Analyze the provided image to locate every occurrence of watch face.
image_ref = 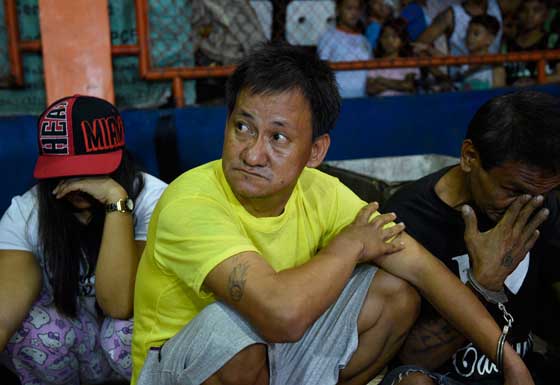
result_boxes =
[125,198,134,211]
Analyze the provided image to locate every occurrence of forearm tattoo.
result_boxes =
[227,261,249,302]
[406,318,462,354]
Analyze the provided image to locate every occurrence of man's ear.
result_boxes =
[307,134,331,168]
[460,139,480,172]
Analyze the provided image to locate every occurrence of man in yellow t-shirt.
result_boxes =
[132,44,533,385]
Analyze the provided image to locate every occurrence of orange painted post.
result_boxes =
[5,0,23,86]
[134,0,151,77]
[39,0,114,104]
[536,59,547,84]
[172,77,185,107]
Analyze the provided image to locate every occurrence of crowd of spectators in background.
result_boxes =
[318,0,560,98]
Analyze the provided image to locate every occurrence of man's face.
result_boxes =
[379,26,402,56]
[222,88,318,213]
[520,1,548,31]
[467,23,495,52]
[467,160,560,222]
[339,0,364,29]
[368,0,391,20]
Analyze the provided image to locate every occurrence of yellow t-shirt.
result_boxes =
[131,160,366,383]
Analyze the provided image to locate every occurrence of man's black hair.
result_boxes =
[225,42,341,139]
[466,90,560,174]
[469,14,501,36]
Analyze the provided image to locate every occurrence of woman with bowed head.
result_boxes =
[0,95,167,384]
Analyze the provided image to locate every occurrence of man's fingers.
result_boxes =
[381,222,406,241]
[520,208,548,246]
[355,202,380,224]
[369,212,397,228]
[382,236,406,254]
[513,195,544,236]
[500,195,531,227]
[462,205,479,239]
[520,230,540,257]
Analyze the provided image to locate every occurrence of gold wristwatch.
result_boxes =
[105,197,134,213]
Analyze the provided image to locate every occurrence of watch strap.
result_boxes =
[105,198,133,213]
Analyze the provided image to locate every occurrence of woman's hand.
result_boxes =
[52,176,128,205]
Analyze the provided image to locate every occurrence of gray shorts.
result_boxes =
[137,264,377,385]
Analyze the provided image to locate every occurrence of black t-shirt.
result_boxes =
[383,166,560,382]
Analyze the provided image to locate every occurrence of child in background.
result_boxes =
[317,0,372,98]
[367,18,420,96]
[459,15,505,90]
[504,0,560,85]
[365,0,393,50]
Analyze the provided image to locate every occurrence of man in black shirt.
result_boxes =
[381,90,560,385]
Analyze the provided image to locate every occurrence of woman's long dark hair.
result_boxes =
[37,150,144,317]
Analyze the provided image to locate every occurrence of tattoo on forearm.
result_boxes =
[501,255,514,267]
[228,262,249,302]
[407,318,463,354]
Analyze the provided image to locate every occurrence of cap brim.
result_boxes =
[33,149,123,179]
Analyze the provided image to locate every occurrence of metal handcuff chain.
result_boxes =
[496,302,514,372]
[466,268,514,372]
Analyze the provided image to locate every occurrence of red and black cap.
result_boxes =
[33,95,125,179]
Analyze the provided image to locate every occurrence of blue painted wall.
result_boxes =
[2,85,559,213]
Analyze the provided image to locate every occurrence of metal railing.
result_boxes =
[5,0,560,108]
